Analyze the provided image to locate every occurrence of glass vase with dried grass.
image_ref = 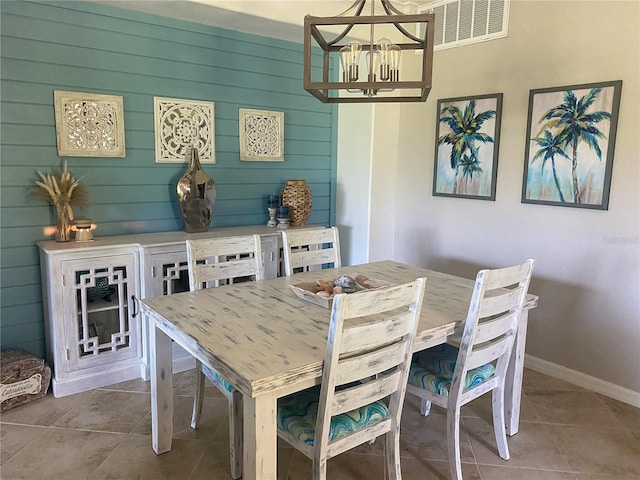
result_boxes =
[32,161,91,242]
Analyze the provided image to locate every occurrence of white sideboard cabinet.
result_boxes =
[39,225,320,397]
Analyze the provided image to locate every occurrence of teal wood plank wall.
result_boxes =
[0,1,338,356]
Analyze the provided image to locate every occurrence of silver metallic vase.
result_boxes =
[176,147,216,233]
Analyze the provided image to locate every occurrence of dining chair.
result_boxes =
[185,234,264,480]
[277,277,427,480]
[406,259,535,480]
[281,226,341,276]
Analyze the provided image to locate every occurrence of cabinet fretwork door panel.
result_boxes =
[62,254,139,371]
[160,260,190,295]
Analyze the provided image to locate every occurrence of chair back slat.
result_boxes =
[481,260,533,290]
[335,340,407,385]
[282,227,341,276]
[340,313,412,352]
[341,283,420,318]
[332,370,402,416]
[466,334,513,371]
[290,248,340,270]
[186,235,263,291]
[195,259,261,285]
[315,278,426,453]
[478,288,523,318]
[473,311,518,345]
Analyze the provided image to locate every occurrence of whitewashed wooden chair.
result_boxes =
[281,226,341,276]
[277,277,426,480]
[406,259,535,480]
[186,234,264,480]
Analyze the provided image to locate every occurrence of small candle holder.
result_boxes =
[74,218,94,242]
[276,206,290,229]
[267,207,278,227]
[266,195,281,227]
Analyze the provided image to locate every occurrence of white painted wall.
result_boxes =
[338,0,640,394]
[337,104,374,266]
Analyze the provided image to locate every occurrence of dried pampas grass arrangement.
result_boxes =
[32,161,91,241]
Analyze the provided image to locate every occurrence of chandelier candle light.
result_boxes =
[304,0,435,103]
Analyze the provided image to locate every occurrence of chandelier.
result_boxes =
[303,0,435,103]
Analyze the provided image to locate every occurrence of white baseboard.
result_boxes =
[525,354,640,408]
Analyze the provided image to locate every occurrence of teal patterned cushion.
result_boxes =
[202,365,235,393]
[277,385,388,446]
[407,343,495,396]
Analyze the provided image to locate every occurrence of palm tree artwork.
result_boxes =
[524,81,621,208]
[434,95,501,199]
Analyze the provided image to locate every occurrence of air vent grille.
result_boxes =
[418,0,509,50]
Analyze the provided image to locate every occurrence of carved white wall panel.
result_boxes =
[239,108,284,162]
[53,90,125,157]
[154,97,215,163]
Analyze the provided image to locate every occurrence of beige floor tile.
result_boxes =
[0,390,93,427]
[399,401,475,463]
[1,368,638,479]
[189,442,294,480]
[286,449,386,480]
[183,439,237,480]
[91,434,207,480]
[0,427,124,480]
[478,464,578,479]
[546,424,640,477]
[523,369,587,394]
[402,457,481,480]
[460,390,540,423]
[131,393,228,440]
[575,473,640,480]
[0,424,47,466]
[172,368,225,398]
[595,394,640,431]
[526,390,624,427]
[465,417,571,470]
[52,390,151,433]
[99,376,152,393]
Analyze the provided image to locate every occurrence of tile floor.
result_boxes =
[1,368,639,480]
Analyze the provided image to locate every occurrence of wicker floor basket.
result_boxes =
[1,349,51,412]
[282,179,312,227]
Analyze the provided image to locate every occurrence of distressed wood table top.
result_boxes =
[141,260,537,398]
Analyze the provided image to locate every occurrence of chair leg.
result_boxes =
[312,455,328,480]
[190,361,205,429]
[229,390,243,480]
[446,408,464,480]
[492,385,510,460]
[420,398,432,416]
[384,429,402,480]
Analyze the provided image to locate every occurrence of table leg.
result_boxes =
[243,391,277,480]
[505,309,529,436]
[150,315,174,454]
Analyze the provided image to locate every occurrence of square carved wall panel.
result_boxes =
[53,90,125,157]
[239,108,284,162]
[154,97,215,163]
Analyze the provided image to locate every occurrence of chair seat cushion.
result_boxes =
[277,385,388,446]
[407,343,495,396]
[202,365,235,393]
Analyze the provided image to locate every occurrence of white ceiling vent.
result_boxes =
[417,0,509,50]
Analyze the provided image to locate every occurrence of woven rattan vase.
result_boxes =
[282,179,312,227]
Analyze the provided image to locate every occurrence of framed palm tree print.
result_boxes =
[522,80,622,210]
[433,93,502,200]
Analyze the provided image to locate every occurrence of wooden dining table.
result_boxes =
[141,260,538,480]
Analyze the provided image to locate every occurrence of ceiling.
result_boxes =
[99,0,427,43]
